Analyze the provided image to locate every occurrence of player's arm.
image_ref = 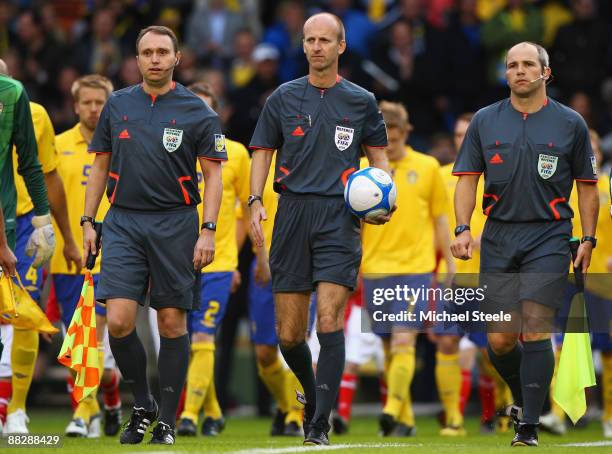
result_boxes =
[574,181,599,273]
[450,174,479,260]
[249,149,274,247]
[83,153,110,260]
[0,205,17,276]
[194,157,222,270]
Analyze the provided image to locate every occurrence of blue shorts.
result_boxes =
[16,212,43,302]
[364,274,433,334]
[189,272,233,335]
[53,274,105,328]
[468,332,489,348]
[248,258,318,345]
[248,259,277,345]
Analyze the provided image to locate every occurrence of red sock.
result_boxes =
[338,374,357,421]
[176,385,186,419]
[459,369,472,414]
[101,369,121,409]
[66,375,78,410]
[479,374,495,422]
[0,380,12,423]
[379,375,387,407]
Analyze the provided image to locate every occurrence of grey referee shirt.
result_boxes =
[250,76,387,196]
[453,97,597,222]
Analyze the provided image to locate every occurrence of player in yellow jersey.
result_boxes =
[0,62,80,435]
[540,129,612,437]
[360,101,456,436]
[176,83,250,437]
[49,75,122,438]
[438,113,513,434]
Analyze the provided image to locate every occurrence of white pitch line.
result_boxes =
[229,443,423,454]
[555,441,612,447]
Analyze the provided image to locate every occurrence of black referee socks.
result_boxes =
[109,329,153,409]
[313,330,345,423]
[521,339,554,424]
[158,334,190,427]
[487,342,524,407]
[280,342,317,422]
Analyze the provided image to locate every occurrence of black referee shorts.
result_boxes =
[269,193,361,293]
[480,219,572,312]
[97,206,201,311]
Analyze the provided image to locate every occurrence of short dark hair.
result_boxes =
[188,82,218,111]
[136,25,178,53]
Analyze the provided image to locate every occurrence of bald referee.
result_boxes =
[249,13,391,446]
[451,42,599,446]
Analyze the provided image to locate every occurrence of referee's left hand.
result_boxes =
[573,241,593,275]
[364,205,397,225]
[194,229,215,270]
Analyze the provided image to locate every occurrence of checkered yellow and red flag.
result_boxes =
[57,271,100,402]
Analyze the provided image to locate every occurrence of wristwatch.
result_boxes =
[201,222,217,232]
[454,224,470,237]
[582,236,597,248]
[247,195,262,207]
[80,215,95,227]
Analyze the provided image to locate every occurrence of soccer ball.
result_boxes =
[344,167,396,219]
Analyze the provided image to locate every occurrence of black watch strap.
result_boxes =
[80,215,95,226]
[201,222,217,231]
[454,224,470,237]
[247,195,262,207]
[582,236,597,248]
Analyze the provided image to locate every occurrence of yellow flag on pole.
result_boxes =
[57,271,100,402]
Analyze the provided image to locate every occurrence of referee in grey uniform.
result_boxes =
[83,26,225,445]
[249,13,392,446]
[451,42,599,447]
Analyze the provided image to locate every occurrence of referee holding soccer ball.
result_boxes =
[451,42,599,447]
[249,12,392,446]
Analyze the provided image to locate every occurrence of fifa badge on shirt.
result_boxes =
[162,128,183,153]
[537,154,558,179]
[590,155,598,175]
[335,125,354,151]
[214,134,226,153]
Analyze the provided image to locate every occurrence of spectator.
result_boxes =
[263,0,307,82]
[481,0,544,90]
[174,46,200,86]
[0,0,17,56]
[229,28,257,88]
[72,8,123,79]
[14,10,66,104]
[551,0,610,97]
[115,56,141,89]
[47,66,80,133]
[446,0,488,114]
[226,43,279,146]
[200,67,232,125]
[325,0,377,57]
[186,0,249,68]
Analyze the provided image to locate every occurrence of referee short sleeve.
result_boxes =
[453,114,484,175]
[249,90,282,150]
[197,114,228,160]
[571,116,597,181]
[361,94,387,147]
[89,100,112,153]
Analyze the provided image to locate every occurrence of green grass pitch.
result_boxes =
[5,411,612,453]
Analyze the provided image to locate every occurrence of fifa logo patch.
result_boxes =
[537,154,558,179]
[335,126,354,151]
[214,134,226,153]
[162,128,183,152]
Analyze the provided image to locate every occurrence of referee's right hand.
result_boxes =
[82,223,98,268]
[451,231,473,261]
[250,201,267,248]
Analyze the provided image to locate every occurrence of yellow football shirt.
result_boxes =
[13,102,59,216]
[51,123,110,275]
[361,147,448,275]
[199,138,250,272]
[439,163,487,276]
[570,179,612,298]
